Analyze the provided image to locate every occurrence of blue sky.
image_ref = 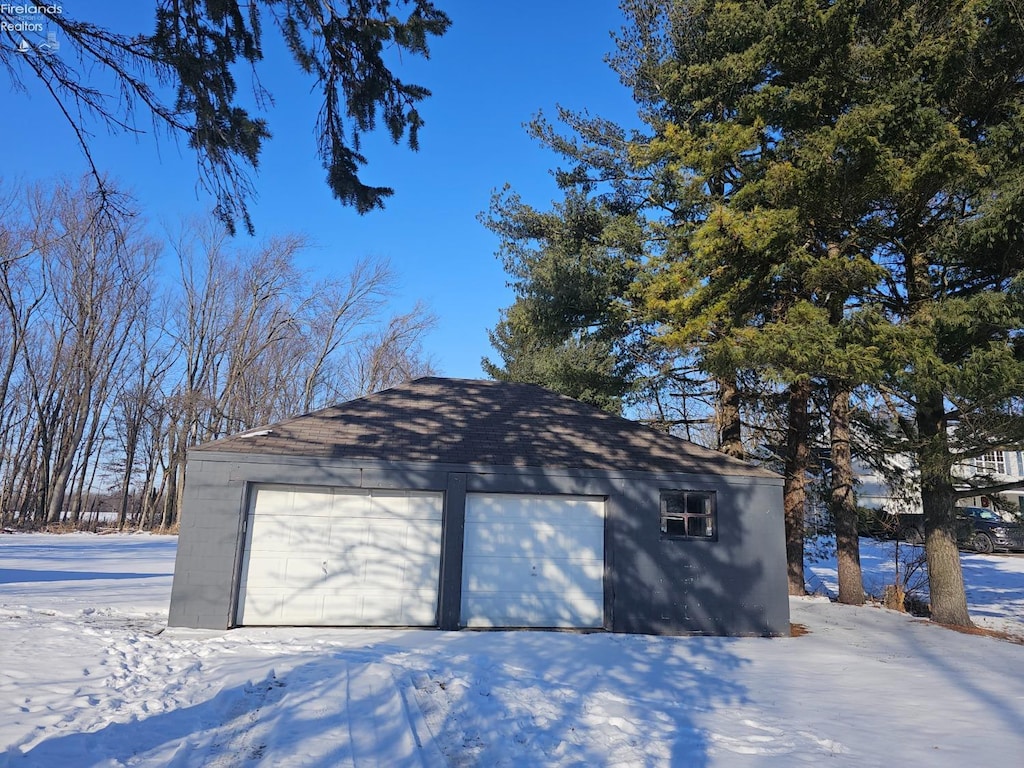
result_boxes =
[4,2,641,379]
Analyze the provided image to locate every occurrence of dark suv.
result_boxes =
[956,506,1024,554]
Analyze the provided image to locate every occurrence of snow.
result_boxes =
[2,534,1024,767]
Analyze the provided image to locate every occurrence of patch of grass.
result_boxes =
[928,621,1024,646]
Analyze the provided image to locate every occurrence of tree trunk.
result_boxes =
[69,451,90,526]
[117,438,138,531]
[906,238,973,627]
[716,376,744,459]
[14,444,40,528]
[0,409,33,526]
[45,412,89,525]
[160,461,177,531]
[784,379,811,595]
[37,425,56,526]
[161,449,186,530]
[140,470,161,531]
[45,457,74,525]
[916,390,972,626]
[829,381,864,605]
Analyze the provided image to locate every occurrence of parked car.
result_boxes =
[857,507,925,543]
[956,506,1024,554]
[896,515,924,545]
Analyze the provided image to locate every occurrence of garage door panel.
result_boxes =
[402,523,444,556]
[407,493,445,518]
[462,555,605,593]
[461,494,605,629]
[286,516,335,549]
[364,518,425,542]
[250,488,294,515]
[468,495,604,523]
[463,521,603,560]
[320,573,371,594]
[237,589,325,626]
[356,593,405,624]
[246,516,334,554]
[314,591,438,626]
[291,491,334,515]
[243,589,440,626]
[238,487,442,626]
[359,558,435,587]
[370,493,415,518]
[239,555,288,587]
[235,587,281,623]
[331,498,388,520]
[245,514,295,551]
[344,521,442,559]
[462,594,604,629]
[399,598,440,625]
[284,555,333,584]
[236,588,329,625]
[326,518,371,548]
[329,490,444,521]
[243,554,331,589]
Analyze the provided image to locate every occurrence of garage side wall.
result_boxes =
[168,458,249,629]
[607,476,789,636]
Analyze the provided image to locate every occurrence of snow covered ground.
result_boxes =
[1,534,1023,767]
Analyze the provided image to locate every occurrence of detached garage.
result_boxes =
[169,377,789,636]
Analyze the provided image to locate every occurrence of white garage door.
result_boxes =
[237,485,443,626]
[461,493,605,628]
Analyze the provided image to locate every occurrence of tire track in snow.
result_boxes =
[706,714,852,759]
[189,670,288,767]
[408,656,854,766]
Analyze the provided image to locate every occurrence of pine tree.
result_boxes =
[480,189,643,412]
[852,1,1024,625]
[624,1,1024,622]
[617,0,890,599]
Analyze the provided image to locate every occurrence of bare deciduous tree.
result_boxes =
[341,302,438,398]
[0,178,439,531]
[0,178,157,527]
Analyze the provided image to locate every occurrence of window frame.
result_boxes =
[659,489,718,541]
[976,450,1006,475]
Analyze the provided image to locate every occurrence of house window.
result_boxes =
[976,451,1005,474]
[660,490,717,540]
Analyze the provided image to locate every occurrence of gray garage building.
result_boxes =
[168,377,789,636]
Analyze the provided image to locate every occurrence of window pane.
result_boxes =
[686,516,712,537]
[686,493,710,516]
[664,493,686,516]
[663,516,688,536]
[978,451,1005,473]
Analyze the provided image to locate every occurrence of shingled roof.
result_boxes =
[193,377,776,477]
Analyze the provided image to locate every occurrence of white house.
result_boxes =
[954,449,1024,512]
[856,449,1024,517]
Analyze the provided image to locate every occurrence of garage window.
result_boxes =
[660,490,716,540]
